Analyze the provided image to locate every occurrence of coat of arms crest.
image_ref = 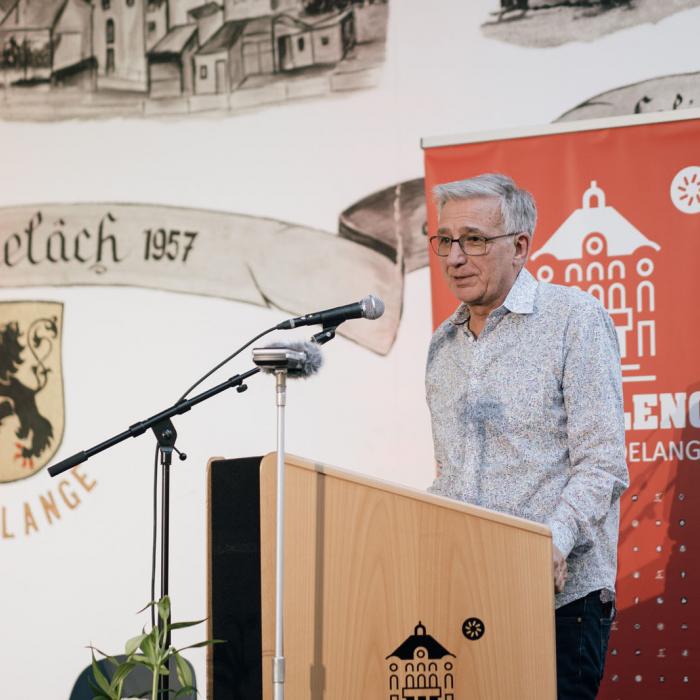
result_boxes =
[0,301,64,482]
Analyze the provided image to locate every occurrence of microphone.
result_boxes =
[252,341,323,378]
[276,294,384,330]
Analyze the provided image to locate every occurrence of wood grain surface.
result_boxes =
[259,453,556,699]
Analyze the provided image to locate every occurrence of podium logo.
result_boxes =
[386,621,456,700]
[0,302,64,482]
[531,181,661,385]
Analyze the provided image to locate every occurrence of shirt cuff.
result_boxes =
[548,519,576,559]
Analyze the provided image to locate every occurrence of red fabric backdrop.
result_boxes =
[424,115,700,698]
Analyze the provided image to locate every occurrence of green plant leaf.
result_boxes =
[169,618,207,631]
[173,651,193,688]
[136,599,158,615]
[125,633,148,656]
[88,644,120,664]
[176,639,225,652]
[158,595,171,623]
[89,652,113,697]
[140,633,157,664]
[86,597,218,700]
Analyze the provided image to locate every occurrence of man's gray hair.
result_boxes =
[433,173,537,237]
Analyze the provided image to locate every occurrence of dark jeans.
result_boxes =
[555,590,613,700]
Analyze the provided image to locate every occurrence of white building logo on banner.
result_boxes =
[531,181,661,385]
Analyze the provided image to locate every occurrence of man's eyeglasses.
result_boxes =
[428,232,519,257]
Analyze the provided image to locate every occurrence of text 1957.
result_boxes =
[143,229,198,262]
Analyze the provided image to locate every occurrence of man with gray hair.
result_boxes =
[425,173,628,698]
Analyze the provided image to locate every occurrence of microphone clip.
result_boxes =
[312,326,337,345]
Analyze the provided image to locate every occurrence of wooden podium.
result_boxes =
[207,454,556,699]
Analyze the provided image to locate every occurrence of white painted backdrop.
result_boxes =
[1,1,699,696]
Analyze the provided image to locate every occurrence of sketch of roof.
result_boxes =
[306,8,351,29]
[0,0,76,30]
[149,23,198,56]
[531,181,661,261]
[187,2,222,20]
[197,18,246,54]
[272,9,347,38]
[243,15,273,36]
[274,12,313,31]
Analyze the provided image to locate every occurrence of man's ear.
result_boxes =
[513,232,531,265]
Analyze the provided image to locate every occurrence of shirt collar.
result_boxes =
[503,267,538,314]
[448,267,538,326]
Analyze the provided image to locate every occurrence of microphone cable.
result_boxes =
[146,292,379,617]
[149,322,279,624]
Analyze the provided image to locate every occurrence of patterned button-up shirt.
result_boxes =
[426,267,629,608]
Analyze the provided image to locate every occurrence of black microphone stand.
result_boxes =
[151,416,181,686]
[48,366,261,697]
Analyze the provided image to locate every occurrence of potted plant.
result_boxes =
[88,596,221,699]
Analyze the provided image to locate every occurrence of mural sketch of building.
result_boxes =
[225,0,301,21]
[275,8,354,70]
[481,0,700,49]
[193,15,270,95]
[188,1,223,45]
[532,181,661,384]
[147,21,197,96]
[93,0,150,89]
[0,0,389,119]
[386,622,456,700]
[145,0,169,51]
[0,0,94,86]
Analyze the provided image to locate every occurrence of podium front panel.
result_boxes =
[209,454,556,699]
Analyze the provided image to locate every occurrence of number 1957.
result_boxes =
[143,229,198,262]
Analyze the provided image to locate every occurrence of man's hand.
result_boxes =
[553,544,568,594]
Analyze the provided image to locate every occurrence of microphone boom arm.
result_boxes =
[47,366,261,477]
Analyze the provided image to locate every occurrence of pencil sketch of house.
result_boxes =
[148,22,198,96]
[193,16,273,95]
[0,0,94,87]
[191,7,353,95]
[481,0,700,49]
[0,0,389,120]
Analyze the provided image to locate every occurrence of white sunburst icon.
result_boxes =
[670,166,700,214]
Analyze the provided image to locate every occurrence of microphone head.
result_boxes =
[361,294,385,320]
[253,341,323,378]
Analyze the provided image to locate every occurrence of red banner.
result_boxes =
[424,114,700,698]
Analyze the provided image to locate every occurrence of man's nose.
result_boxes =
[446,239,467,266]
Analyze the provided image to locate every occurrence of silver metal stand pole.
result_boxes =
[273,369,287,700]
